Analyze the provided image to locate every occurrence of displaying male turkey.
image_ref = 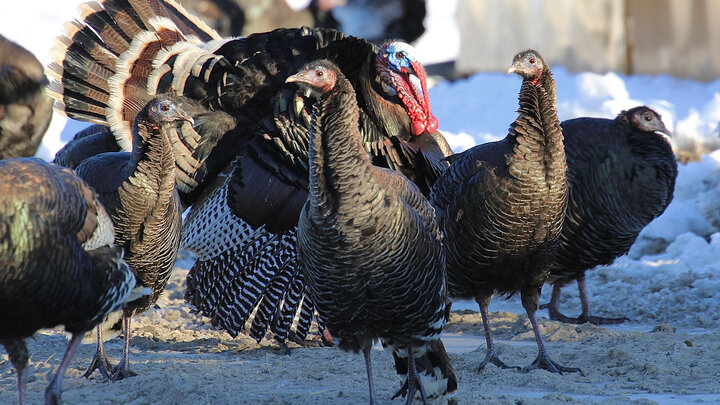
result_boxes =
[541,106,677,324]
[0,34,53,159]
[430,50,578,374]
[72,96,192,380]
[48,0,451,348]
[0,157,143,405]
[291,59,451,404]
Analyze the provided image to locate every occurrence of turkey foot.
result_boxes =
[390,345,428,405]
[82,328,113,381]
[543,280,629,325]
[111,358,137,381]
[478,347,520,372]
[523,351,582,375]
[578,314,629,325]
[82,350,113,381]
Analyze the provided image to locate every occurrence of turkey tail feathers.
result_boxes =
[390,339,457,398]
[49,0,222,151]
[182,179,316,342]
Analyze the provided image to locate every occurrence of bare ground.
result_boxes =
[2,263,719,405]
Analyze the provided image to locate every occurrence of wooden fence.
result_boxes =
[456,0,720,81]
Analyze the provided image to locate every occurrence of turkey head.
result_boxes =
[375,42,438,136]
[626,106,672,137]
[286,61,339,96]
[507,49,546,84]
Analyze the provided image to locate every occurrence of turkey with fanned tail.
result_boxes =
[291,59,453,404]
[0,157,146,405]
[47,0,452,349]
[430,50,579,374]
[541,106,677,325]
[72,95,192,381]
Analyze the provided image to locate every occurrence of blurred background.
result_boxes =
[174,0,720,81]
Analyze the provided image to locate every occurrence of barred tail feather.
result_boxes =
[270,269,316,342]
[390,339,458,398]
[182,178,312,342]
[49,0,225,150]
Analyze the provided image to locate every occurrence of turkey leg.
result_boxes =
[44,333,82,405]
[1,338,28,405]
[112,313,137,381]
[521,287,581,374]
[475,295,520,372]
[82,327,113,380]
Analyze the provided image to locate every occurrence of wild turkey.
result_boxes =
[0,34,53,159]
[54,102,238,202]
[291,59,452,404]
[48,0,451,348]
[541,106,677,324]
[71,96,192,380]
[430,50,578,374]
[0,157,143,404]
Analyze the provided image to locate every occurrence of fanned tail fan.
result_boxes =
[47,0,224,151]
[182,172,317,342]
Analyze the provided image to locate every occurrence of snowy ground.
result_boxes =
[2,0,720,404]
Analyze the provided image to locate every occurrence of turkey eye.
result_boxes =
[161,104,170,112]
[529,57,536,64]
[644,115,652,121]
[395,52,404,60]
[316,69,324,77]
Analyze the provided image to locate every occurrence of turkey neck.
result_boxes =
[625,123,675,164]
[128,118,177,201]
[509,77,566,188]
[359,56,412,141]
[307,76,374,216]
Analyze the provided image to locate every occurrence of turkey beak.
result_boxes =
[507,63,518,74]
[286,73,303,84]
[178,110,194,126]
[656,126,672,137]
[408,62,425,99]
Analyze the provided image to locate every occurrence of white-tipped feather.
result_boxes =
[153,0,223,40]
[107,31,166,150]
[105,72,135,151]
[78,1,104,19]
[126,286,153,302]
[169,48,217,94]
[81,311,123,344]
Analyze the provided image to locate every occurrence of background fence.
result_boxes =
[456,0,720,81]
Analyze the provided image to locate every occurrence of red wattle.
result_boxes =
[426,116,439,133]
[411,121,426,136]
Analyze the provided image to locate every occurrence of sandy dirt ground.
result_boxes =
[2,257,719,405]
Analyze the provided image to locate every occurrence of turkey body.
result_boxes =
[0,34,52,159]
[544,106,678,324]
[293,59,449,404]
[49,0,451,347]
[73,96,190,380]
[430,50,576,373]
[0,157,137,404]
